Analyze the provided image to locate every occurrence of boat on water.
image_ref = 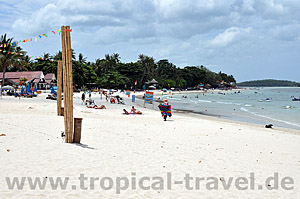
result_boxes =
[292,98,300,101]
[265,98,272,102]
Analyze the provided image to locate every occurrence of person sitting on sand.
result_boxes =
[110,98,116,104]
[123,108,142,115]
[130,106,136,114]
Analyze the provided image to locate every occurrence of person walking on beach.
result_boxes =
[158,99,172,121]
[81,92,86,104]
[88,92,93,105]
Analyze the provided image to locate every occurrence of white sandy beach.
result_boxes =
[0,92,300,198]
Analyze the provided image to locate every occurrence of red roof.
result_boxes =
[44,73,55,80]
[0,71,43,79]
[0,71,43,85]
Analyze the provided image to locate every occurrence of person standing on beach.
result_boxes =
[158,99,172,121]
[88,92,92,105]
[81,92,86,104]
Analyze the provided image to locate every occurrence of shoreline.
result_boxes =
[132,90,300,134]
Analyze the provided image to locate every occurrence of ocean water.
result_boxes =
[163,87,300,130]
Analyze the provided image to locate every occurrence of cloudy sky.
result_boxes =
[1,0,300,82]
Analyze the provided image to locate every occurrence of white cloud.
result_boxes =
[12,3,63,34]
[209,27,252,47]
[2,0,300,81]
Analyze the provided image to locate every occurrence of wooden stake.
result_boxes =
[61,26,69,143]
[57,61,62,116]
[61,25,73,143]
[66,26,73,143]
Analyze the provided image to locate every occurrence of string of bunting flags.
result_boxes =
[0,28,72,60]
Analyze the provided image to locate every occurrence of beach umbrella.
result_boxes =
[33,84,37,92]
[20,86,24,95]
[1,85,15,90]
[50,86,57,94]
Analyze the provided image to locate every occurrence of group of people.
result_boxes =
[81,91,172,121]
[81,92,93,105]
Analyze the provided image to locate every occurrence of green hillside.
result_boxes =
[237,79,300,87]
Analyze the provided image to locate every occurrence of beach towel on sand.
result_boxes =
[158,104,172,117]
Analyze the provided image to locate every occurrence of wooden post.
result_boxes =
[61,25,73,143]
[57,61,62,116]
[66,25,73,143]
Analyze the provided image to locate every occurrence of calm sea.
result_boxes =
[164,87,300,130]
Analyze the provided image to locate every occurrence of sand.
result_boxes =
[0,92,300,198]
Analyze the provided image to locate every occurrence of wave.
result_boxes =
[240,108,300,128]
[216,101,242,106]
[167,98,183,101]
[198,99,213,103]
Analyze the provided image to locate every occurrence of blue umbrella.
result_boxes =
[20,86,24,95]
[33,84,37,92]
[26,85,31,94]
[50,86,57,94]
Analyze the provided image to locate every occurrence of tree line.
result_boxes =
[237,79,300,87]
[1,34,236,89]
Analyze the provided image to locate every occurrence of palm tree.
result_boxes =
[138,54,155,85]
[0,34,27,86]
[78,53,87,64]
[104,53,121,73]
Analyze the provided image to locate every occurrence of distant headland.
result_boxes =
[237,79,300,87]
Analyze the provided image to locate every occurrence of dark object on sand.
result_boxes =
[265,124,273,128]
[46,93,63,100]
[74,118,83,144]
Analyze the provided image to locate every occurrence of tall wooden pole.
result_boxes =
[57,61,62,116]
[61,26,68,142]
[66,25,73,143]
[61,25,73,143]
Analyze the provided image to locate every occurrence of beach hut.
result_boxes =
[146,79,159,88]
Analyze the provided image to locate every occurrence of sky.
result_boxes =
[1,0,300,82]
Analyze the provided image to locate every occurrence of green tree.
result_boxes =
[138,54,155,85]
[0,34,27,86]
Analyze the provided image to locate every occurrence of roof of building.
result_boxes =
[0,71,43,80]
[44,73,56,80]
[0,71,44,85]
